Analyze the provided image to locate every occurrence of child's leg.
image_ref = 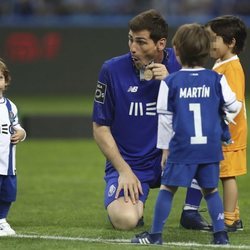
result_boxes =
[204,189,229,244]
[131,186,177,245]
[0,175,15,220]
[220,149,246,230]
[204,190,225,232]
[221,176,240,231]
[221,177,238,226]
[0,201,16,236]
[151,186,176,233]
[0,176,16,236]
[0,201,11,219]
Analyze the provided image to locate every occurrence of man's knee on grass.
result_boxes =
[108,210,140,230]
[107,199,143,230]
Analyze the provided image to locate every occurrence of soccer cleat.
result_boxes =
[131,231,162,245]
[235,219,243,231]
[180,210,212,231]
[0,220,16,236]
[212,231,229,245]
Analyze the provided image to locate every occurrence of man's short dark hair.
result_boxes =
[129,9,168,43]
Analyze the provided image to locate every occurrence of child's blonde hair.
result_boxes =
[0,59,11,87]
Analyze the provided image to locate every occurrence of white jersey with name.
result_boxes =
[0,97,22,175]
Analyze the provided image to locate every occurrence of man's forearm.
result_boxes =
[93,122,130,173]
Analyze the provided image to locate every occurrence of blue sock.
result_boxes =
[151,189,173,234]
[204,191,224,232]
[0,201,11,219]
[185,187,203,209]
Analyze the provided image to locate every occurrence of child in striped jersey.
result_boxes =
[0,59,26,236]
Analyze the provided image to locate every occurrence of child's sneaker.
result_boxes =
[225,221,237,232]
[0,219,16,236]
[235,219,243,231]
[212,231,229,245]
[131,231,162,245]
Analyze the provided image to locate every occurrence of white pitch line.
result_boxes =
[9,234,250,249]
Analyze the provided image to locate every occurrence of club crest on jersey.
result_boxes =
[108,184,116,197]
[94,81,107,104]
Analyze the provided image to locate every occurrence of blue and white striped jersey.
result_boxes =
[157,68,239,164]
[0,97,23,175]
[92,49,181,178]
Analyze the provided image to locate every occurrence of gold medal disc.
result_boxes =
[144,69,153,81]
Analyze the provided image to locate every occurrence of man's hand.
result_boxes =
[115,168,143,205]
[147,63,169,80]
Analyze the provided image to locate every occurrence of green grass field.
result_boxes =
[0,95,249,249]
[8,95,94,116]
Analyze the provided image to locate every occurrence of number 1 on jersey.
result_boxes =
[189,103,207,144]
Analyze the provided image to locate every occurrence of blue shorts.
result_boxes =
[161,162,219,189]
[104,156,162,208]
[0,175,17,202]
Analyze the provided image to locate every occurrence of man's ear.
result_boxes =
[157,38,167,51]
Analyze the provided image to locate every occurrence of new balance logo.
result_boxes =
[127,86,138,92]
[129,102,156,116]
[217,213,224,220]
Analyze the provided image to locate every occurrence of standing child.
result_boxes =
[131,23,242,245]
[206,15,247,231]
[0,59,26,236]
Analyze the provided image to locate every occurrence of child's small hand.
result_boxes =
[11,129,26,144]
[224,111,237,125]
[222,139,234,146]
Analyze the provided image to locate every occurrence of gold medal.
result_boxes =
[144,68,153,81]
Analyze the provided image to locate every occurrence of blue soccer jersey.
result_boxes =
[92,49,180,180]
[157,68,238,164]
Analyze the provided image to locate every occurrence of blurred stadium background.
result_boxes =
[0,0,249,138]
[0,2,250,249]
